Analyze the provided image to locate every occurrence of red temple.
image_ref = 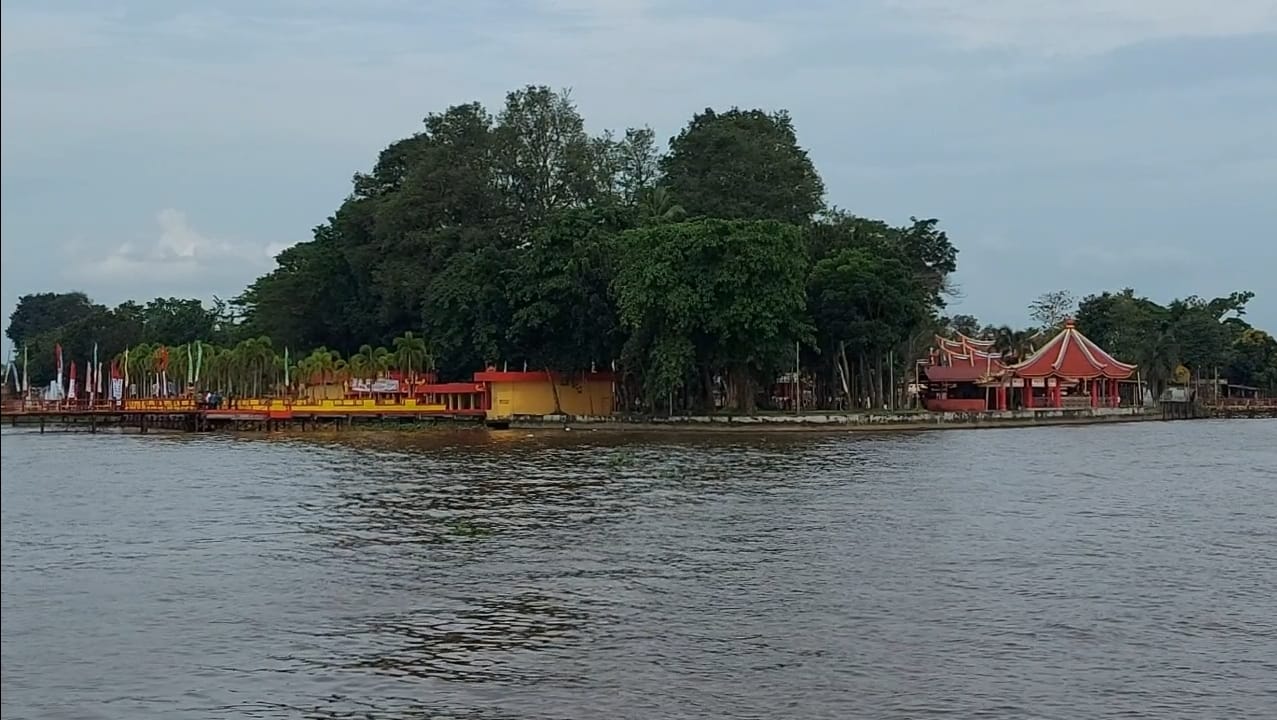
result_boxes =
[922,320,1136,412]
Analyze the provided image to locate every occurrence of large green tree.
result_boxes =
[660,108,825,224]
[613,218,810,412]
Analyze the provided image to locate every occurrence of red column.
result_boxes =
[1111,379,1120,407]
[1024,379,1034,409]
[1053,379,1062,408]
[1090,379,1099,408]
[997,384,1007,411]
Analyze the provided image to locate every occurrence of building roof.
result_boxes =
[1007,319,1137,379]
[954,331,996,350]
[925,365,1001,383]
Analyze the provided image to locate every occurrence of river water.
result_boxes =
[2,420,1275,719]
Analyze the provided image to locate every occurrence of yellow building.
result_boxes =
[476,370,615,420]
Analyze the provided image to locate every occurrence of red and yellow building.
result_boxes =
[922,320,1136,412]
[114,369,617,423]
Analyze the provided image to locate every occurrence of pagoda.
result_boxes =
[921,332,1009,411]
[1000,318,1136,410]
[921,321,1137,412]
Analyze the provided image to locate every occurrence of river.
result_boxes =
[2,420,1274,719]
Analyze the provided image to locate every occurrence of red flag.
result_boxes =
[110,360,122,379]
[68,360,78,399]
[55,343,63,374]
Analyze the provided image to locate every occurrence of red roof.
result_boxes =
[925,365,1000,383]
[1008,319,1137,379]
[934,335,1006,373]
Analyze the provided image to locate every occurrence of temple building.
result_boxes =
[922,320,1137,412]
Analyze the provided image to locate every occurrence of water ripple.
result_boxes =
[3,420,1276,719]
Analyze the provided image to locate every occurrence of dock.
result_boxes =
[2,398,488,433]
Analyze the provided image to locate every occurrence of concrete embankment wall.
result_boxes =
[509,407,1156,432]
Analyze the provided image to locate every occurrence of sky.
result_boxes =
[2,0,1275,357]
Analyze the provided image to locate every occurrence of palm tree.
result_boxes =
[393,331,431,383]
[371,346,391,378]
[638,186,686,225]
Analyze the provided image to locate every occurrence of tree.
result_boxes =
[494,85,606,226]
[615,126,661,203]
[1229,329,1277,392]
[810,249,926,407]
[510,208,629,373]
[614,218,810,412]
[7,292,96,345]
[392,331,431,381]
[947,314,982,337]
[660,108,824,224]
[1029,290,1076,331]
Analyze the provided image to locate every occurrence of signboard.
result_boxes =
[349,378,401,394]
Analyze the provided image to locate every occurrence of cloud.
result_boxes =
[62,209,282,292]
[884,0,1277,55]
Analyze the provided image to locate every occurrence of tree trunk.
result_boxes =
[858,353,868,410]
[835,341,853,407]
[733,369,756,415]
[875,351,884,410]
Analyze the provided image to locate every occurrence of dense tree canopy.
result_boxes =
[6,84,1273,410]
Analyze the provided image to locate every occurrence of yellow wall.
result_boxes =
[488,378,613,419]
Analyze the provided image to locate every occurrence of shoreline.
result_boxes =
[7,406,1272,437]
[506,407,1161,433]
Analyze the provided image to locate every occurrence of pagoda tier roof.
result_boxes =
[1007,319,1137,379]
[954,331,995,350]
[935,335,1002,359]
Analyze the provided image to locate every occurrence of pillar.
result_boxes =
[996,384,1007,411]
[1024,379,1034,409]
[1052,379,1062,408]
[1090,379,1099,408]
[1111,379,1120,407]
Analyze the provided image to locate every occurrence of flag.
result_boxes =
[123,348,130,390]
[86,361,94,403]
[195,341,203,383]
[68,361,78,400]
[158,346,169,397]
[92,343,99,401]
[55,343,64,391]
[284,347,290,388]
[22,345,29,394]
[186,343,194,387]
[110,359,124,401]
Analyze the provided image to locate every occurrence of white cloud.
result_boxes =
[63,209,281,286]
[885,0,1277,55]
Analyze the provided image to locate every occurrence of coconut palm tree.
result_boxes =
[638,186,686,225]
[392,331,431,383]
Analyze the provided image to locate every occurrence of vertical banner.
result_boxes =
[55,343,64,393]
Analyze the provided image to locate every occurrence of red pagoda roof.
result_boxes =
[925,365,1000,383]
[1007,319,1136,379]
[933,335,1006,372]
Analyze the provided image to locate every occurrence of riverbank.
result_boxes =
[507,406,1159,432]
[14,404,1264,437]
